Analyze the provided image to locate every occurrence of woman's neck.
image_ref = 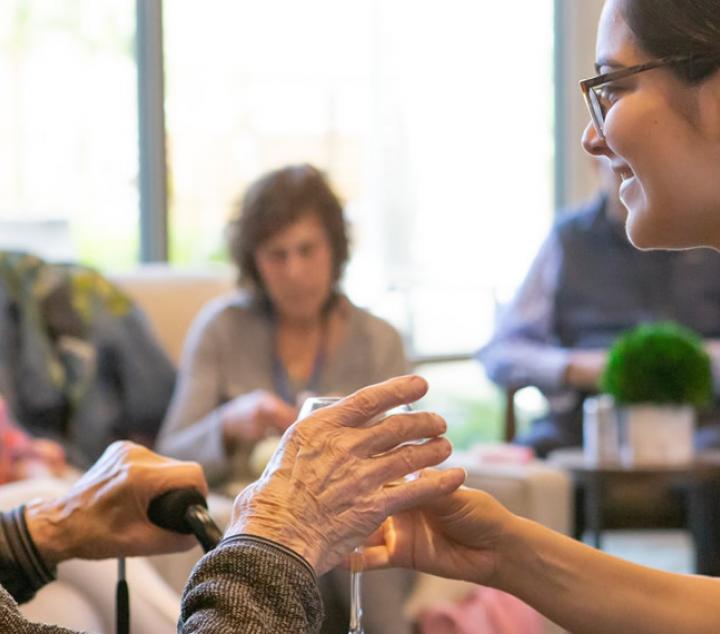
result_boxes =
[276,314,323,335]
[275,314,325,384]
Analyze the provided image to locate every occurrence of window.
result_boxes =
[0,0,138,268]
[3,1,557,444]
[164,1,555,355]
[164,2,555,441]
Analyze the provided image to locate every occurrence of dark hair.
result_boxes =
[226,164,349,298]
[621,0,720,83]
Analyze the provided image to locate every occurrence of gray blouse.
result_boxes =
[156,292,408,487]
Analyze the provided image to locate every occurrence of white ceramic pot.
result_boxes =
[619,404,695,466]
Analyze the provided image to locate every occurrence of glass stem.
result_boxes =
[348,546,364,634]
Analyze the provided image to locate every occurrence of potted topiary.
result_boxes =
[600,322,712,465]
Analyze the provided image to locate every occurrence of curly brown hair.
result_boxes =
[226,164,349,298]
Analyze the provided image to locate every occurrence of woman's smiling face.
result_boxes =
[582,0,720,250]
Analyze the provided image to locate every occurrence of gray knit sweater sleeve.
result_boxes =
[0,535,323,634]
[0,585,77,633]
[179,535,324,633]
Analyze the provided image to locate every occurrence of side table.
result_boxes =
[548,448,720,573]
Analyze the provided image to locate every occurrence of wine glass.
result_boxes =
[297,397,415,634]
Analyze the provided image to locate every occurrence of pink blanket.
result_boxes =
[418,586,543,634]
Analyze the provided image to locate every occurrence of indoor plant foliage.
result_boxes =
[600,322,712,465]
[600,322,712,408]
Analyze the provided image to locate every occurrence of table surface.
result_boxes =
[548,448,720,476]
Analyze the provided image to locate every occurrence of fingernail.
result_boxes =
[435,414,447,433]
[410,375,427,392]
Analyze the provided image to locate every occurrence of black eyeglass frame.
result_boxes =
[579,54,698,139]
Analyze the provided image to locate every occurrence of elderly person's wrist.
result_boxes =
[23,498,75,567]
[225,512,322,572]
[0,505,58,603]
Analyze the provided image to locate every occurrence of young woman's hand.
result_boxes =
[361,486,517,587]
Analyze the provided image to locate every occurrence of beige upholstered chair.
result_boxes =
[110,265,235,365]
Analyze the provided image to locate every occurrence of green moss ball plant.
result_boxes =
[600,322,712,407]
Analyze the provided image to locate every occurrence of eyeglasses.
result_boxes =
[580,54,696,140]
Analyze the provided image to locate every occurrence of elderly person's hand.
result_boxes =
[23,441,208,566]
[225,375,466,575]
[360,486,515,587]
[221,389,298,444]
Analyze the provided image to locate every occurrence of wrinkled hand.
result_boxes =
[24,441,208,565]
[226,375,466,575]
[221,390,298,443]
[361,486,516,586]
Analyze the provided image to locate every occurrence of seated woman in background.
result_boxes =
[156,163,412,634]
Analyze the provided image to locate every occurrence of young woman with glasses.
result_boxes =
[360,2,720,633]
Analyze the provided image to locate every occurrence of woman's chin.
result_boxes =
[625,213,669,250]
[626,216,701,251]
